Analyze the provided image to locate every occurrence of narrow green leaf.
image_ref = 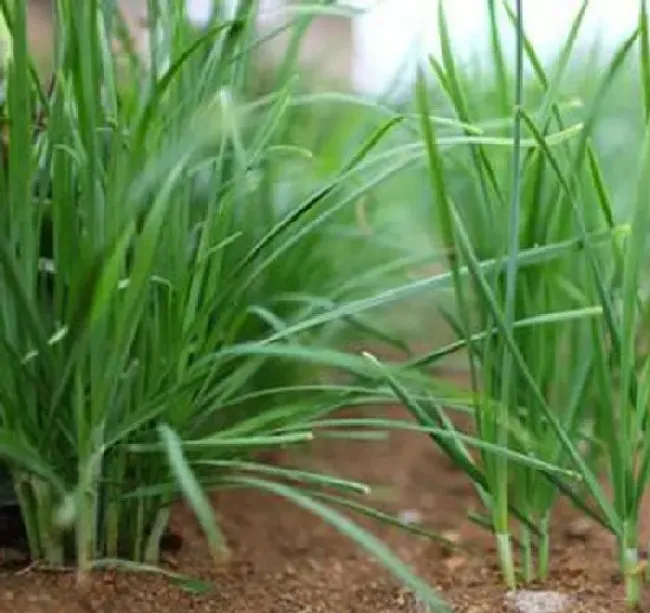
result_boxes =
[158,425,228,561]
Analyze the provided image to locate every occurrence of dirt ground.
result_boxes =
[0,402,645,613]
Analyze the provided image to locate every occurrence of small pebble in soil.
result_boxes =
[398,509,423,525]
[443,554,466,572]
[563,518,592,541]
[505,589,573,613]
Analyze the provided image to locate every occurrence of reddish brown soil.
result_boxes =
[0,405,645,613]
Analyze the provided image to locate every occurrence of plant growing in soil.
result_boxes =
[0,1,461,609]
[379,0,650,607]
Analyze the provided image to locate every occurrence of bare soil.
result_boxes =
[0,403,645,613]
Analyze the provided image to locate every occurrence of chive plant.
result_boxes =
[0,1,463,609]
[412,0,602,587]
[403,0,650,606]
